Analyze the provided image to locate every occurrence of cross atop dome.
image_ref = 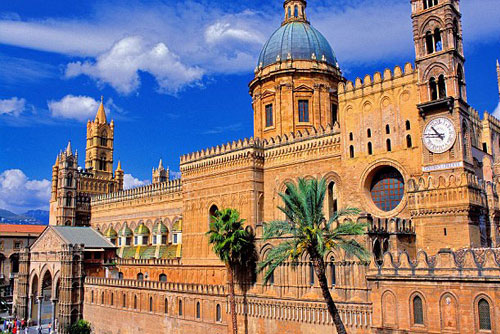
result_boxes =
[283,0,308,24]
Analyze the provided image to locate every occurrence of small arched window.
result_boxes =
[101,292,104,304]
[122,293,126,308]
[137,273,144,281]
[149,296,153,312]
[367,129,372,138]
[385,124,391,134]
[453,19,460,50]
[330,257,336,287]
[101,131,107,146]
[349,145,354,158]
[434,28,442,52]
[99,155,107,171]
[118,272,124,279]
[438,75,446,99]
[331,104,338,125]
[288,7,291,19]
[413,295,424,325]
[209,204,219,227]
[478,299,492,330]
[327,181,338,220]
[91,291,94,303]
[134,295,137,309]
[349,132,353,141]
[216,304,222,322]
[66,193,72,207]
[406,120,411,130]
[407,135,413,148]
[425,31,434,54]
[368,142,373,155]
[111,293,114,306]
[269,270,274,285]
[309,263,315,286]
[294,5,298,17]
[164,298,168,314]
[457,65,465,99]
[196,301,201,319]
[159,274,167,282]
[429,77,438,100]
[386,139,392,152]
[179,300,183,316]
[66,173,73,187]
[265,104,273,128]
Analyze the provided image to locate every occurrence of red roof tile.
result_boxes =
[0,224,46,234]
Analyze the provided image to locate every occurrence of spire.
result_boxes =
[95,96,107,124]
[116,160,123,171]
[283,0,308,24]
[496,59,500,99]
[66,141,72,156]
[55,155,59,165]
[158,159,164,170]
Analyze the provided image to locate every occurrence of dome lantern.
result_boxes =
[283,0,308,24]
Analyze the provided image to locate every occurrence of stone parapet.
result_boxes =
[92,179,181,205]
[115,258,181,266]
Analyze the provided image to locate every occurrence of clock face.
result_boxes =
[423,117,457,154]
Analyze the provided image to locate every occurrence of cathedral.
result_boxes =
[14,0,500,333]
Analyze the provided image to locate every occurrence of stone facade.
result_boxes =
[14,0,500,333]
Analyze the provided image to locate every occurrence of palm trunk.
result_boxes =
[227,264,238,334]
[312,257,347,334]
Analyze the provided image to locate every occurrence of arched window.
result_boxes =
[123,293,126,308]
[66,193,72,207]
[269,270,275,285]
[367,129,372,138]
[386,139,392,152]
[164,298,168,314]
[478,299,491,330]
[137,273,144,281]
[330,257,336,287]
[434,28,442,52]
[406,120,411,130]
[349,145,355,158]
[196,301,201,319]
[110,293,114,306]
[385,124,391,134]
[91,291,94,303]
[426,31,434,54]
[118,272,124,279]
[406,135,413,148]
[294,5,298,17]
[100,131,107,146]
[327,181,338,220]
[429,77,438,100]
[134,295,137,309]
[309,263,315,285]
[457,65,465,99]
[216,304,222,322]
[349,132,353,141]
[453,19,460,50]
[178,300,183,316]
[209,204,219,227]
[413,295,424,325]
[159,274,167,282]
[101,292,104,304]
[438,75,446,99]
[66,173,73,187]
[99,155,107,171]
[149,296,153,312]
[288,7,291,19]
[368,142,373,155]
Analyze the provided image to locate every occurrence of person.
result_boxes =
[48,322,52,334]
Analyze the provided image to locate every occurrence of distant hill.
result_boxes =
[0,209,49,225]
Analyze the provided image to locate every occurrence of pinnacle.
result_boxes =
[66,141,72,156]
[95,96,107,124]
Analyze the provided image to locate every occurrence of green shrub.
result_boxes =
[68,320,92,334]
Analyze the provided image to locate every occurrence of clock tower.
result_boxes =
[410,0,486,251]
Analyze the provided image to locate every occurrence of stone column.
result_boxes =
[51,299,58,333]
[27,294,33,323]
[37,296,43,329]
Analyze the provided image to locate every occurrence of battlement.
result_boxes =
[407,171,497,194]
[367,217,415,236]
[115,258,181,266]
[92,179,181,205]
[180,124,340,166]
[338,63,415,95]
[85,276,226,296]
[483,111,500,130]
[370,248,500,278]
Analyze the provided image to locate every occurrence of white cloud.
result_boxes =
[66,36,204,95]
[0,97,26,116]
[48,95,118,122]
[492,102,500,119]
[123,174,150,190]
[0,169,51,213]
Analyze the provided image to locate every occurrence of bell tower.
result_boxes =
[85,97,114,179]
[412,0,467,103]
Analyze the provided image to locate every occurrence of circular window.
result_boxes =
[370,167,404,212]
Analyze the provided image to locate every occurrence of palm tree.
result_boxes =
[259,178,369,334]
[207,208,253,334]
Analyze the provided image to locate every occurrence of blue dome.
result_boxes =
[258,22,338,68]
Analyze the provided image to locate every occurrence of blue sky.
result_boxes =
[0,0,499,213]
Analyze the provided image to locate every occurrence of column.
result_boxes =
[37,296,43,329]
[51,299,58,333]
[27,295,33,324]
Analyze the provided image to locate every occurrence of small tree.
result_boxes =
[68,320,92,334]
[206,208,253,334]
[259,178,369,334]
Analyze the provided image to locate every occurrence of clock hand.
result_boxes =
[431,127,444,140]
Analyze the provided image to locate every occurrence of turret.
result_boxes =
[115,161,124,191]
[152,159,169,184]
